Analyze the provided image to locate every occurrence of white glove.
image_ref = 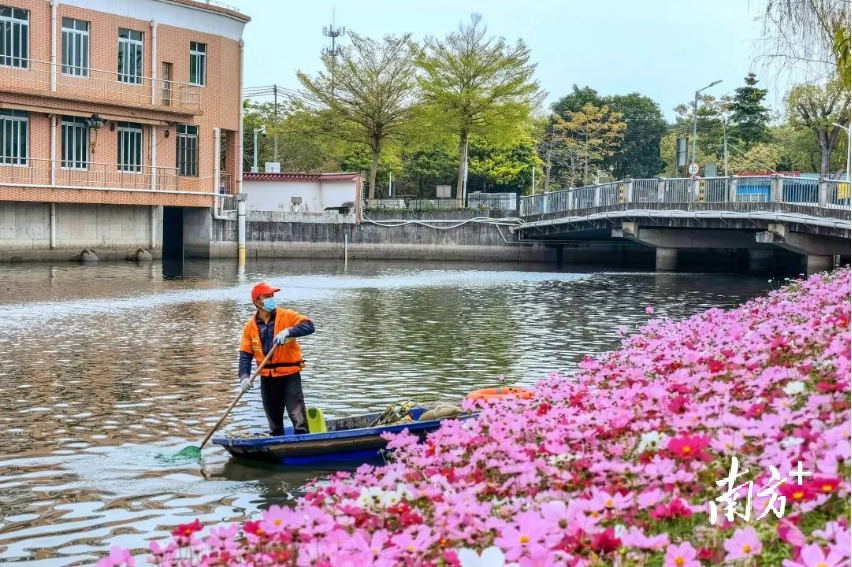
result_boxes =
[240,376,252,393]
[274,329,290,345]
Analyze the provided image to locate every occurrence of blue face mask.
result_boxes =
[261,298,276,312]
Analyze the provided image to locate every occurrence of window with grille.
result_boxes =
[0,109,27,165]
[117,122,142,172]
[62,18,89,76]
[189,42,206,86]
[177,125,198,176]
[118,29,143,84]
[61,116,89,169]
[0,6,28,68]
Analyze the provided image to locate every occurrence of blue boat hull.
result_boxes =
[212,409,468,465]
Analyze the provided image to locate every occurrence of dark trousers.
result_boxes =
[260,372,309,435]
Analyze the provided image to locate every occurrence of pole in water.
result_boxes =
[344,234,349,268]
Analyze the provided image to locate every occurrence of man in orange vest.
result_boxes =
[238,282,315,436]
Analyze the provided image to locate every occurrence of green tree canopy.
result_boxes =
[601,93,666,179]
[787,78,851,175]
[728,73,771,149]
[298,32,418,199]
[417,14,541,199]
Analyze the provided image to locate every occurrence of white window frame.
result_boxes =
[61,116,89,170]
[117,122,143,173]
[118,28,143,85]
[0,6,29,69]
[62,18,89,77]
[177,125,199,177]
[189,41,206,86]
[0,109,28,166]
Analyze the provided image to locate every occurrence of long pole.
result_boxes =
[531,162,535,195]
[252,129,259,173]
[273,84,279,162]
[691,90,699,171]
[723,118,728,177]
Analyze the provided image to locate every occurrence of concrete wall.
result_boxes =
[0,201,159,261]
[244,180,358,213]
[205,211,646,264]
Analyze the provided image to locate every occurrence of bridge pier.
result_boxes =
[806,255,834,275]
[655,248,677,271]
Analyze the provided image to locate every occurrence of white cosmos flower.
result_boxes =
[636,431,663,454]
[783,381,806,395]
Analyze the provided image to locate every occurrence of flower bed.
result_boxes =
[101,270,851,567]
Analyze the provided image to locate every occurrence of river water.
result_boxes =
[0,259,771,565]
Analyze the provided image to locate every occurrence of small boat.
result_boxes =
[212,407,472,465]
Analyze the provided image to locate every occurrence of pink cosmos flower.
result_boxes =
[95,547,134,567]
[667,434,711,461]
[782,543,847,567]
[664,542,700,567]
[646,306,654,314]
[724,526,762,562]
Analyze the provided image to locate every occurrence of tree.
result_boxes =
[396,145,458,198]
[553,103,626,185]
[552,85,601,117]
[728,73,771,149]
[786,78,850,175]
[298,32,418,199]
[601,93,666,179]
[728,143,783,173]
[468,135,542,195]
[672,94,726,168]
[417,14,541,199]
[759,0,850,80]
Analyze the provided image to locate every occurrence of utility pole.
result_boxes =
[531,162,535,195]
[272,84,279,162]
[722,117,728,177]
[251,125,266,173]
[690,79,723,172]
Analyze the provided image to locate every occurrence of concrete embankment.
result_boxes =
[207,210,644,265]
[0,201,161,262]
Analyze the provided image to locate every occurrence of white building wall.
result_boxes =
[320,182,357,208]
[244,180,358,212]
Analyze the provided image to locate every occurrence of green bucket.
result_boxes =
[307,407,326,433]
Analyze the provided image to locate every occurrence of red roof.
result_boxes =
[243,172,362,183]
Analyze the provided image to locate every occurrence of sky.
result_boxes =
[229,0,779,121]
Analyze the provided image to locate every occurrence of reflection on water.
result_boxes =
[0,259,771,564]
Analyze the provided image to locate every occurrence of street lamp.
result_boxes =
[690,79,722,174]
[251,125,267,173]
[832,122,850,180]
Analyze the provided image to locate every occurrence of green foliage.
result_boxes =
[395,145,458,198]
[787,78,851,175]
[728,142,783,173]
[553,103,626,186]
[468,135,542,195]
[298,32,418,198]
[728,73,771,149]
[601,93,667,179]
[417,14,541,197]
[547,86,665,183]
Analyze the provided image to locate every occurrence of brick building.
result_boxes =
[0,0,248,261]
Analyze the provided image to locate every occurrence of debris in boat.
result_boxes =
[226,430,272,439]
[418,405,463,421]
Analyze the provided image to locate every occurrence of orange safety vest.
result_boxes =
[240,307,309,378]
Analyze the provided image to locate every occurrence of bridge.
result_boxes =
[516,175,851,274]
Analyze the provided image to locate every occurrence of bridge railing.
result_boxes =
[519,175,851,218]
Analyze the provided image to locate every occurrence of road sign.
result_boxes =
[688,163,699,175]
